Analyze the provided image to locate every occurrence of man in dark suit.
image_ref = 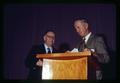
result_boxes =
[73,19,110,80]
[25,31,57,80]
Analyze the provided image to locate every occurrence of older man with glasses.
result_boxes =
[25,30,57,80]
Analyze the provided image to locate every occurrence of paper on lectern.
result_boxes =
[71,48,79,52]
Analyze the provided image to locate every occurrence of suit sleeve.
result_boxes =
[25,46,39,69]
[94,37,110,63]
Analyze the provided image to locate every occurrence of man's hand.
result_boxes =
[83,48,91,51]
[36,59,43,66]
[65,50,70,53]
[83,48,97,57]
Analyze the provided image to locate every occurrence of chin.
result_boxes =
[79,34,83,37]
[48,43,53,46]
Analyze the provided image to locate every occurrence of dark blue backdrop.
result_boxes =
[3,4,116,79]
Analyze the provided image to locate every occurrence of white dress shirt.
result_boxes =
[44,43,53,53]
[83,32,92,44]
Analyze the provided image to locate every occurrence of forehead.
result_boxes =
[74,20,84,27]
[46,31,55,36]
[74,20,83,24]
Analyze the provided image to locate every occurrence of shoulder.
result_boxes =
[92,34,105,44]
[31,43,45,50]
[92,34,103,40]
[52,46,58,53]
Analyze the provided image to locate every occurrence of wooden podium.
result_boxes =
[36,51,91,80]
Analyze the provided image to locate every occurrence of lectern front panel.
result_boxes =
[42,57,88,80]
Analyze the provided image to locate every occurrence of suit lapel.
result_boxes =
[86,34,94,47]
[39,44,46,53]
[78,33,95,51]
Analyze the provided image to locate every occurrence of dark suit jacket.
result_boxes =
[25,43,57,80]
[77,34,110,79]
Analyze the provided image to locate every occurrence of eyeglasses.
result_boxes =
[46,35,55,39]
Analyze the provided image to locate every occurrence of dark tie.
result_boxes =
[82,37,87,49]
[47,48,51,54]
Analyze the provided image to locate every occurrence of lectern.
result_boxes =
[36,51,91,80]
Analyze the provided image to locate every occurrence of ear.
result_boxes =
[52,39,55,44]
[85,23,88,29]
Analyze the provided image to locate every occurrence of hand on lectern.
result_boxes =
[36,59,43,67]
[83,48,91,51]
[83,48,97,57]
[65,50,70,53]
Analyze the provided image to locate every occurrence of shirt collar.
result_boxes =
[83,32,92,43]
[44,43,53,53]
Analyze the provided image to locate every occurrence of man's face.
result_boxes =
[74,20,88,37]
[44,31,55,47]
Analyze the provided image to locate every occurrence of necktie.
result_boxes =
[47,48,51,54]
[82,37,87,49]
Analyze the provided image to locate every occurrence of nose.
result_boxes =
[76,28,82,33]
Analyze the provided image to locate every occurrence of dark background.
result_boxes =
[3,4,116,79]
